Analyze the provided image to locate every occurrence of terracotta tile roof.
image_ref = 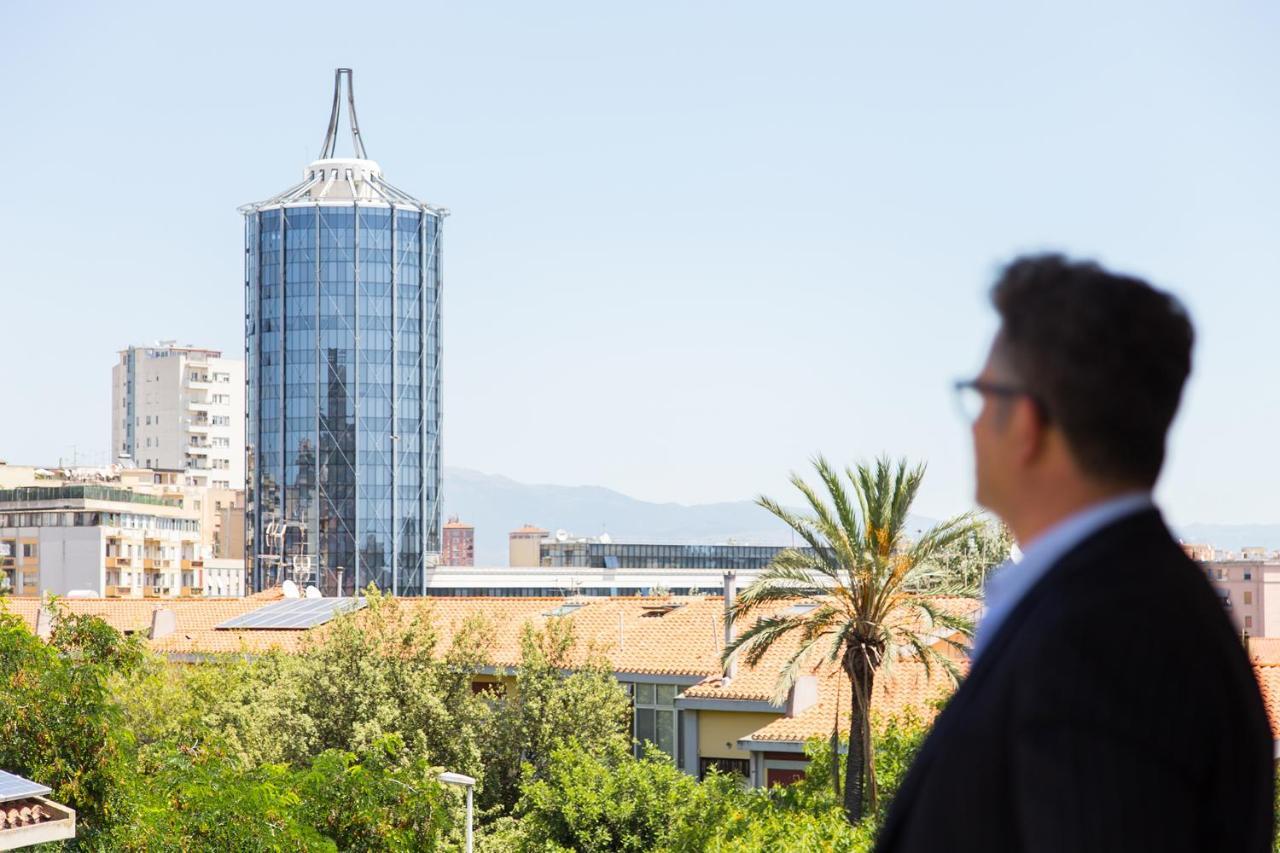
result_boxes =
[0,596,282,649]
[0,593,975,708]
[744,661,957,744]
[681,595,976,703]
[410,596,730,676]
[1253,663,1280,740]
[0,800,54,829]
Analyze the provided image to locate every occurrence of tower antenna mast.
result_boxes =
[319,68,368,160]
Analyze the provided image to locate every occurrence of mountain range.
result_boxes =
[441,467,938,566]
[442,468,1280,566]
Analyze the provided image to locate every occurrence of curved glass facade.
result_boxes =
[245,202,442,595]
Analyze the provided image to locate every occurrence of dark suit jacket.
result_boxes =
[875,509,1274,853]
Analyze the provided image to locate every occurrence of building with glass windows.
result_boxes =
[537,538,790,570]
[240,69,445,596]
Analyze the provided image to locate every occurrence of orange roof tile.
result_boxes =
[1254,663,1280,740]
[743,661,956,744]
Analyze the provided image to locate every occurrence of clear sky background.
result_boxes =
[2,1,1277,529]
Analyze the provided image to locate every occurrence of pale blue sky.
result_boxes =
[2,1,1277,528]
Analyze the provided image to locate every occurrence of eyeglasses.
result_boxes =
[952,378,1047,424]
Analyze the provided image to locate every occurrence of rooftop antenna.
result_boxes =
[319,68,368,160]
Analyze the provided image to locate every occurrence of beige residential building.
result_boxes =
[0,464,245,598]
[1204,559,1280,637]
[111,342,245,490]
[509,524,548,567]
[0,483,203,598]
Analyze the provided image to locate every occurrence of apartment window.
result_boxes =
[1245,571,1253,581]
[632,683,678,762]
[699,757,749,781]
[22,543,35,558]
[145,415,152,426]
[1246,616,1254,629]
[1244,591,1253,605]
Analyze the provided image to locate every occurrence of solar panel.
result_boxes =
[0,770,51,804]
[215,597,366,630]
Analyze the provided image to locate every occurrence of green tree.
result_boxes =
[922,517,1012,591]
[515,741,709,852]
[481,619,632,813]
[0,605,141,842]
[725,456,979,823]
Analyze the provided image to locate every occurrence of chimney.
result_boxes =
[150,606,176,639]
[35,600,55,640]
[785,674,819,717]
[723,571,737,683]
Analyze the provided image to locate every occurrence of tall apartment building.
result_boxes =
[442,517,475,566]
[241,69,445,596]
[111,342,246,489]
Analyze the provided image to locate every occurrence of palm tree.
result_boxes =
[723,456,981,824]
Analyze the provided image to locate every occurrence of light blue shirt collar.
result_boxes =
[971,493,1153,661]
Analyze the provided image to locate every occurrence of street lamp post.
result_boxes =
[439,771,475,852]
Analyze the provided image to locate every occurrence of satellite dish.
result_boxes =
[555,529,569,542]
[304,585,322,599]
[598,533,612,545]
[281,580,301,599]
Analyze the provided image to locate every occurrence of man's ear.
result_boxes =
[1012,395,1049,467]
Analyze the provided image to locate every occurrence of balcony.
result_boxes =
[105,585,136,598]
[0,556,14,568]
[180,586,205,597]
[181,559,204,570]
[105,556,133,568]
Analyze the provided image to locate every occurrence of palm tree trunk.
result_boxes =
[842,652,875,824]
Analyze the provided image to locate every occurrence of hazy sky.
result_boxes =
[2,1,1277,528]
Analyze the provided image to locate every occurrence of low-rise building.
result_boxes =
[421,565,763,597]
[508,524,548,567]
[1204,559,1280,637]
[0,484,202,598]
[0,464,246,598]
[511,525,789,570]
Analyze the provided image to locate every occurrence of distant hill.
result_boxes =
[1175,523,1280,554]
[441,467,937,566]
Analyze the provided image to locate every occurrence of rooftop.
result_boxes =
[240,69,444,216]
[0,485,184,508]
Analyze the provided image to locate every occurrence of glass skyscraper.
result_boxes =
[241,69,445,596]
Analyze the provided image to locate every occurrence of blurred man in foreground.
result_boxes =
[876,255,1273,852]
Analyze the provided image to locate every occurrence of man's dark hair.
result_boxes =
[991,254,1194,488]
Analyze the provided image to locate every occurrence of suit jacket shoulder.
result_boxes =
[875,509,1274,853]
